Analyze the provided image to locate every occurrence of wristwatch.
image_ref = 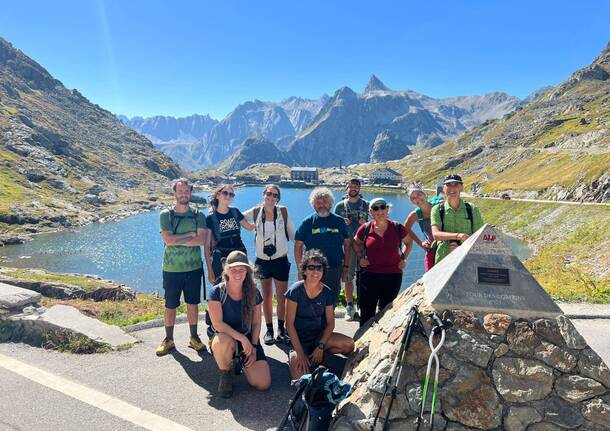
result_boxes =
[317,342,325,351]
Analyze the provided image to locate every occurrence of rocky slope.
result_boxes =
[364,41,610,202]
[285,76,518,167]
[369,130,412,163]
[0,37,182,238]
[119,114,217,171]
[217,137,292,173]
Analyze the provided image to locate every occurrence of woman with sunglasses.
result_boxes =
[206,184,255,285]
[207,251,271,398]
[353,197,412,327]
[244,184,295,346]
[285,249,355,380]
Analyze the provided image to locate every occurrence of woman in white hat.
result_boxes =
[353,197,412,327]
[207,250,270,398]
[403,182,439,272]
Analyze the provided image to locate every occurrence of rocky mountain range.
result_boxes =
[372,41,610,202]
[120,95,328,170]
[0,37,182,237]
[123,75,519,171]
[225,77,519,170]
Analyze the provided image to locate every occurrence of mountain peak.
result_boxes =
[364,75,391,93]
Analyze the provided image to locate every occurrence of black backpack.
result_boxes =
[361,220,405,259]
[438,201,474,233]
[168,207,200,235]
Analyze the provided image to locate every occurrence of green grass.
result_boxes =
[1,268,105,291]
[41,294,206,327]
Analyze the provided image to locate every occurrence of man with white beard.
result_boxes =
[294,187,350,307]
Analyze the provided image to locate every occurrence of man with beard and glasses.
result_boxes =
[334,178,368,320]
[157,178,209,356]
[295,187,350,307]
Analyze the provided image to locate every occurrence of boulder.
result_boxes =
[0,282,41,310]
[492,358,554,402]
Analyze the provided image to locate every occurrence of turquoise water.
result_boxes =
[0,187,530,293]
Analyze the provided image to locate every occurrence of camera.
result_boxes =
[263,243,277,257]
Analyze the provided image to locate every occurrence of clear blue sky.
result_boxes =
[2,0,609,119]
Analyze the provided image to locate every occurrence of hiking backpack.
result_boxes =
[361,220,405,259]
[168,206,200,235]
[207,207,241,244]
[252,205,290,241]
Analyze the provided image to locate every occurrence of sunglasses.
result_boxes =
[265,191,280,198]
[305,264,324,272]
[371,204,387,211]
[221,190,235,198]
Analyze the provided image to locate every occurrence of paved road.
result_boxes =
[0,317,609,431]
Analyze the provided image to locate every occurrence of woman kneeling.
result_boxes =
[207,251,271,398]
[285,249,355,380]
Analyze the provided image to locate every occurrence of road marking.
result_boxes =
[0,353,194,431]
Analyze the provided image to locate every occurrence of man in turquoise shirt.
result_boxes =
[430,174,484,263]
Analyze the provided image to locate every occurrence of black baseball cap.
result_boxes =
[443,174,463,185]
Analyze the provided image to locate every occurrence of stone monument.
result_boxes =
[331,225,610,430]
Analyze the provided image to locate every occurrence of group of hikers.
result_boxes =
[157,175,483,398]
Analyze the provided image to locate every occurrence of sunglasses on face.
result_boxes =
[265,191,280,198]
[305,264,324,272]
[371,204,387,211]
[221,190,235,198]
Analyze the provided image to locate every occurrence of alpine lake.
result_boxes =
[0,187,531,295]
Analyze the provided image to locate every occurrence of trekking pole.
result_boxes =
[370,305,422,431]
[416,313,452,431]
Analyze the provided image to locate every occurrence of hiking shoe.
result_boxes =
[263,328,276,345]
[345,304,357,321]
[188,335,207,352]
[218,370,233,398]
[276,327,291,344]
[155,338,175,356]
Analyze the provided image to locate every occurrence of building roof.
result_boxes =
[290,167,318,172]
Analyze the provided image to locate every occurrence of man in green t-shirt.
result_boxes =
[431,174,484,263]
[156,178,209,356]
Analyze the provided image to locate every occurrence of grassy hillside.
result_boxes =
[470,198,610,302]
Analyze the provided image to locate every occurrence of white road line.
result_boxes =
[0,353,194,431]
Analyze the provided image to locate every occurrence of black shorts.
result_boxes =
[291,334,323,357]
[237,341,267,362]
[162,268,204,309]
[255,255,290,282]
[209,332,267,362]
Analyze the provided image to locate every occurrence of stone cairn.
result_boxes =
[331,226,610,431]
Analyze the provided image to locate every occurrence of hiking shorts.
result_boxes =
[162,268,203,309]
[209,332,267,362]
[255,255,291,281]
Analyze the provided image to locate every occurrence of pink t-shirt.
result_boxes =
[355,220,407,274]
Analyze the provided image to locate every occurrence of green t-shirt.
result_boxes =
[430,199,483,263]
[160,207,206,272]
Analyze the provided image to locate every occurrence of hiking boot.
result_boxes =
[188,335,207,352]
[232,355,244,375]
[345,304,357,321]
[155,338,175,356]
[276,327,291,344]
[263,328,276,345]
[218,370,233,398]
